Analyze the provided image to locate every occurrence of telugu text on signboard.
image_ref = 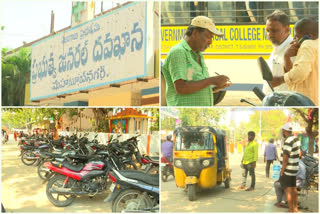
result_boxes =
[31,2,147,100]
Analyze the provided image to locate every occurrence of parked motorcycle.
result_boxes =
[301,154,318,189]
[160,157,174,182]
[104,168,159,212]
[141,155,159,174]
[44,151,112,207]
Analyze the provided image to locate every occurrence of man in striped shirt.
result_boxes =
[279,123,300,212]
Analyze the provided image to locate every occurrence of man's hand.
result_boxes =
[213,82,232,93]
[252,162,256,168]
[280,168,284,176]
[285,41,300,58]
[210,75,231,88]
[174,75,231,95]
[270,76,285,87]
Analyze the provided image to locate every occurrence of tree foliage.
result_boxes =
[161,117,176,131]
[2,47,31,106]
[234,110,288,142]
[290,108,318,155]
[2,108,67,130]
[91,108,113,132]
[179,108,227,127]
[141,108,159,132]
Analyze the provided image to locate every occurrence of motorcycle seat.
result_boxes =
[118,170,159,186]
[65,140,74,144]
[20,145,36,150]
[68,154,89,161]
[52,140,62,145]
[148,156,159,162]
[63,161,84,172]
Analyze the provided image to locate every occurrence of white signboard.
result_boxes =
[30,2,147,100]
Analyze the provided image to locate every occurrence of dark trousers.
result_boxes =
[242,162,255,188]
[266,160,274,177]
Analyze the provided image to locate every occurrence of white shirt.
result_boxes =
[262,35,293,95]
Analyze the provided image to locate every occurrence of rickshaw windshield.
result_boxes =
[175,131,214,151]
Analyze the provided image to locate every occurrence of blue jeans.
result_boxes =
[242,162,255,188]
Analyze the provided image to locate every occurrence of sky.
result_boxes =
[221,108,291,127]
[0,0,128,49]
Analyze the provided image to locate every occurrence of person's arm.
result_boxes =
[281,154,289,176]
[275,146,279,161]
[253,142,258,168]
[283,41,315,85]
[174,75,230,94]
[284,41,299,72]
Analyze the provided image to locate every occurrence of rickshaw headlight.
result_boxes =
[203,159,210,167]
[175,160,182,167]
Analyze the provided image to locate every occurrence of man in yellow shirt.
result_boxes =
[270,18,318,105]
[240,131,259,191]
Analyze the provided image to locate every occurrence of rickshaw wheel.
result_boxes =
[224,178,230,188]
[188,184,196,201]
[161,166,168,182]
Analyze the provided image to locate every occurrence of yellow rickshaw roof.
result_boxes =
[174,126,219,135]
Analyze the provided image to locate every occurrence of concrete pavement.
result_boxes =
[1,139,112,212]
[160,151,318,212]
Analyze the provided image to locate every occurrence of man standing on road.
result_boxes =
[264,138,279,178]
[279,123,300,212]
[162,16,232,106]
[162,134,173,162]
[263,10,292,94]
[240,131,258,191]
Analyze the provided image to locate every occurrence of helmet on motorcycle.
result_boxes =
[166,134,172,141]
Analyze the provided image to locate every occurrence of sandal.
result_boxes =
[274,202,286,208]
[238,186,246,190]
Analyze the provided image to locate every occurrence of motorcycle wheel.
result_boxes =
[21,151,37,166]
[224,178,230,188]
[37,161,51,181]
[188,184,196,201]
[112,189,152,212]
[161,166,168,182]
[46,174,76,207]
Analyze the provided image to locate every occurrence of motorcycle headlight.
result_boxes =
[175,160,182,167]
[203,159,210,167]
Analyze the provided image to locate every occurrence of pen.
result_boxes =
[215,72,231,83]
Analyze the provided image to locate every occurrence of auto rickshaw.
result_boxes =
[173,126,231,201]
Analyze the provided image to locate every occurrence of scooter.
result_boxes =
[104,168,159,212]
[161,157,174,182]
[240,57,315,106]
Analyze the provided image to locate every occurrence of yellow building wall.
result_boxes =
[89,91,141,106]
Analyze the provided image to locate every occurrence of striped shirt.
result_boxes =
[280,135,300,176]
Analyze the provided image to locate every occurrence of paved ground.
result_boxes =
[161,151,319,213]
[217,91,261,106]
[1,139,318,213]
[1,139,112,212]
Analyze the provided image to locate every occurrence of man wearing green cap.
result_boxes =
[162,16,232,106]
